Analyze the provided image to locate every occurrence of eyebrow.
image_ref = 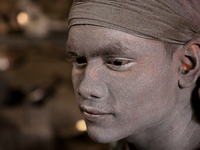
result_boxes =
[66,41,132,57]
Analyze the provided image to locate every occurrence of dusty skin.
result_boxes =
[66,25,200,150]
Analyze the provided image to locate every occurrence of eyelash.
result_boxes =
[69,56,87,68]
[106,58,134,71]
[106,58,130,66]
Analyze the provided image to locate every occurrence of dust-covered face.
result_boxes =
[66,25,180,143]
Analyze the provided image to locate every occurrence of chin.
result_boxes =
[87,131,116,143]
[86,125,124,143]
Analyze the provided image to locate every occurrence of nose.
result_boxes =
[78,64,107,100]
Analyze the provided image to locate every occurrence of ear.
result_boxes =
[178,40,200,88]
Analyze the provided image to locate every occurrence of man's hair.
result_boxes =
[164,42,180,58]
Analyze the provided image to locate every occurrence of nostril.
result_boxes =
[91,95,99,99]
[77,89,101,99]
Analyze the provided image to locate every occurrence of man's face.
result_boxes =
[66,25,180,143]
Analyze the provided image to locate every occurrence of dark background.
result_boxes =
[0,0,109,149]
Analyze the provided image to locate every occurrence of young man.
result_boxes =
[66,0,200,149]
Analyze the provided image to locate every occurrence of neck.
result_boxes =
[126,105,200,150]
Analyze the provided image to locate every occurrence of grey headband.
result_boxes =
[68,0,200,44]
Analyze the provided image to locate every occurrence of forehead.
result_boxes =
[66,25,166,57]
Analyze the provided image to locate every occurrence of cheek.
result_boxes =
[72,68,82,94]
[106,64,176,127]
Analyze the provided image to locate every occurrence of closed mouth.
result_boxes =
[79,106,113,122]
[80,106,112,115]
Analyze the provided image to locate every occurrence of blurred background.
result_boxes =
[0,0,109,149]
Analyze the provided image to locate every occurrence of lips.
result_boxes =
[80,106,112,121]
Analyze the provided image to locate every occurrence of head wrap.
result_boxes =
[68,0,200,44]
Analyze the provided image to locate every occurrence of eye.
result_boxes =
[74,56,87,64]
[66,53,87,68]
[72,56,87,68]
[106,58,134,71]
[108,60,129,66]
